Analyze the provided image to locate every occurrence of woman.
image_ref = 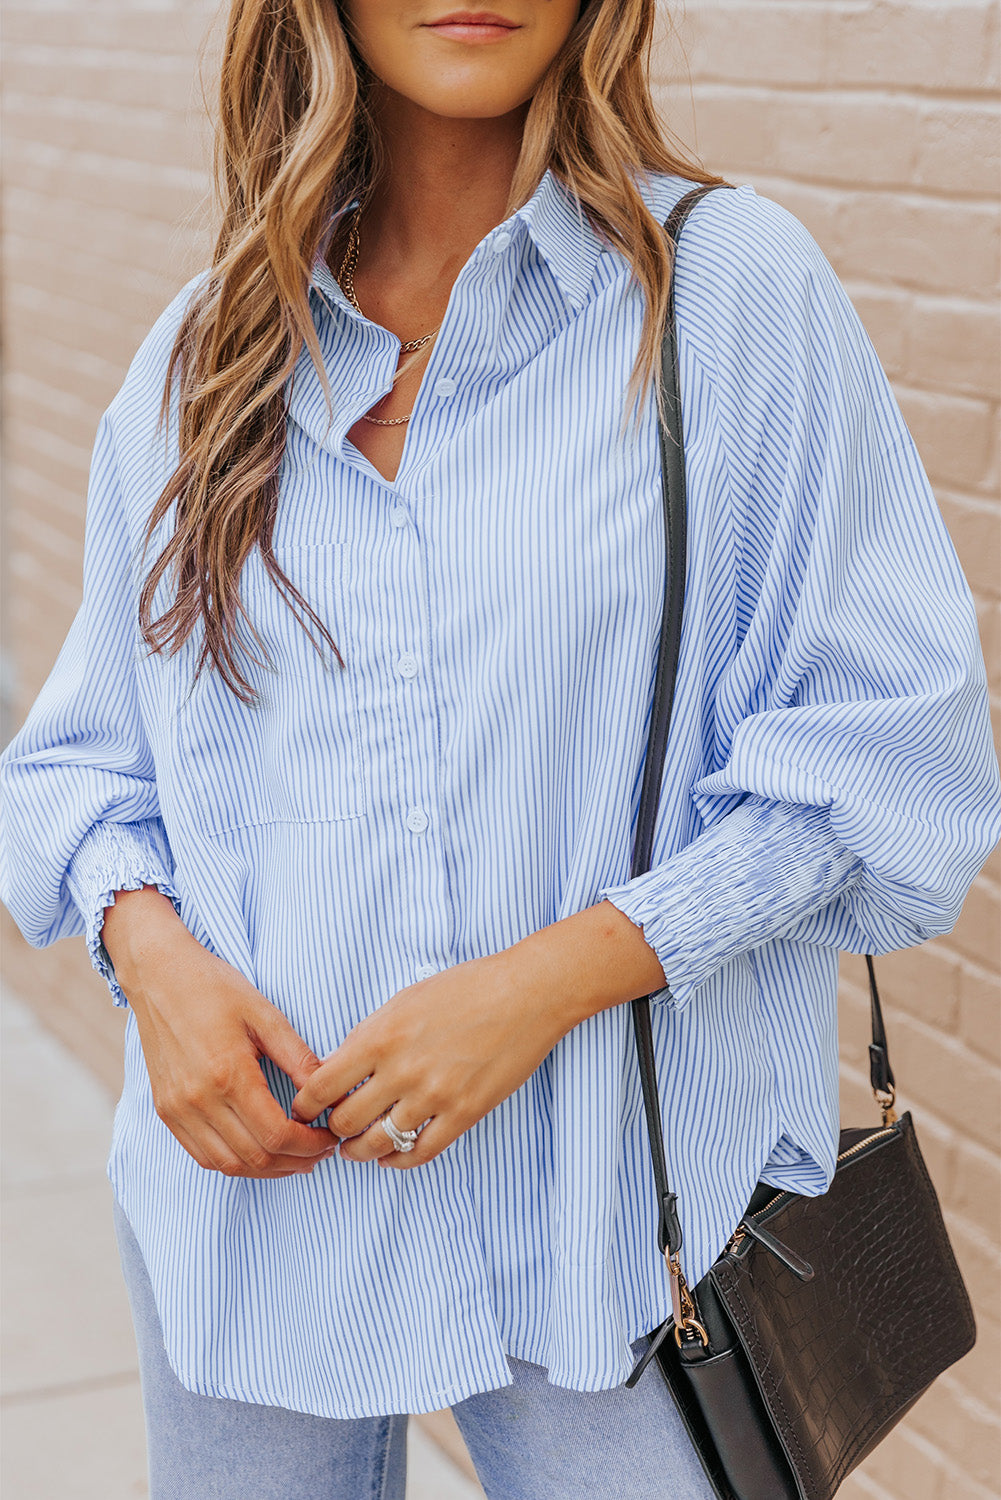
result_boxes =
[1,0,998,1495]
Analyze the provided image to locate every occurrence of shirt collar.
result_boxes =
[509,166,606,313]
[309,164,675,318]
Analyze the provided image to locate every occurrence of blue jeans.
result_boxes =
[113,1198,716,1500]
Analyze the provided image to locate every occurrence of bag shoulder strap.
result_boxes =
[633,182,896,1269]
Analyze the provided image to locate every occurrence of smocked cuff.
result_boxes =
[597,796,863,1010]
[66,819,182,1007]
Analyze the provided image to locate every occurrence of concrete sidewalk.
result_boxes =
[0,988,484,1499]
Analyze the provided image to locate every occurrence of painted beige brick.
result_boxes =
[7,372,111,435]
[838,991,958,1190]
[823,0,1000,94]
[968,600,998,681]
[869,942,962,1033]
[4,8,219,54]
[6,273,195,364]
[948,1319,1001,1411]
[953,1138,1001,1242]
[841,282,910,379]
[0,916,126,1097]
[895,387,996,489]
[768,92,920,188]
[7,460,94,526]
[909,295,1001,400]
[6,215,208,300]
[6,48,205,115]
[936,493,1001,600]
[931,1470,1001,1500]
[835,193,1000,298]
[916,103,1001,197]
[7,144,206,225]
[947,878,1001,972]
[668,2,829,88]
[674,88,776,176]
[984,413,1001,490]
[908,1368,1001,1491]
[7,423,96,495]
[850,1421,946,1500]
[900,1109,957,1201]
[4,342,125,411]
[958,960,1001,1066]
[6,94,196,169]
[884,1011,1000,1155]
[977,832,1001,888]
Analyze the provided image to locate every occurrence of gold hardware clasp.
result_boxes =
[674,1318,709,1348]
[664,1247,709,1347]
[874,1083,898,1126]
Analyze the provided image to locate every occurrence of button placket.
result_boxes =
[382,525,448,1004]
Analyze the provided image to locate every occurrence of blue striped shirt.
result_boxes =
[1,167,998,1418]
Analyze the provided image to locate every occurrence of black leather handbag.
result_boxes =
[624,183,978,1500]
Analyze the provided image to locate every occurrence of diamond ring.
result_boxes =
[379,1112,420,1153]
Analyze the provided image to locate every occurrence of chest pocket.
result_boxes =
[173,543,367,833]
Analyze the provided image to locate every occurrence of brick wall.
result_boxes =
[2,0,220,1081]
[2,4,999,1495]
[660,4,1001,1496]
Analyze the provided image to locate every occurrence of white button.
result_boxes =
[390,506,408,528]
[415,963,437,981]
[396,653,419,679]
[433,377,457,398]
[492,232,512,253]
[406,807,429,834]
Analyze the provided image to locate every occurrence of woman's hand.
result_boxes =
[289,946,573,1167]
[103,886,337,1178]
[288,900,667,1168]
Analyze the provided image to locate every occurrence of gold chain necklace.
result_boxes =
[336,203,441,426]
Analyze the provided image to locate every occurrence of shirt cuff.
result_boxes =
[65,819,182,1008]
[597,795,863,1010]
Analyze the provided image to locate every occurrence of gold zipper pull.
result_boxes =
[723,1224,747,1255]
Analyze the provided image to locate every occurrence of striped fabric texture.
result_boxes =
[1,167,998,1418]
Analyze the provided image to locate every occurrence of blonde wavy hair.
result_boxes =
[139,0,719,703]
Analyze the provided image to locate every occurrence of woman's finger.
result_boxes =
[223,1052,348,1160]
[173,1106,335,1178]
[375,1114,449,1170]
[243,995,324,1092]
[291,1031,377,1124]
[168,1115,296,1179]
[323,1075,397,1142]
[338,1103,422,1161]
[212,1103,339,1176]
[338,1097,436,1163]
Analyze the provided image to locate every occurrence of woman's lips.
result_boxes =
[425,15,521,41]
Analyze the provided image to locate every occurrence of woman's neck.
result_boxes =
[349,88,530,282]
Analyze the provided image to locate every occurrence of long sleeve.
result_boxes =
[596,188,999,1010]
[599,795,863,1010]
[0,404,181,1007]
[64,818,181,1007]
[618,189,999,991]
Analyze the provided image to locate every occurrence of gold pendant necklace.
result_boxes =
[336,203,441,426]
